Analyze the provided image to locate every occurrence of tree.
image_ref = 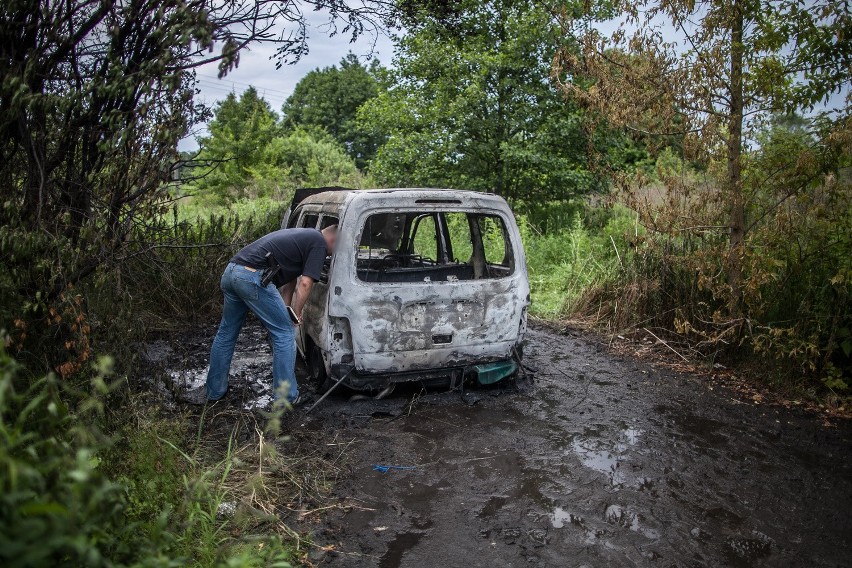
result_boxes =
[556,0,851,311]
[0,0,399,372]
[556,0,851,376]
[282,54,385,169]
[263,129,364,188]
[189,89,364,202]
[360,0,607,204]
[193,88,281,199]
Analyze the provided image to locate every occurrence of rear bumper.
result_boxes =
[351,340,518,375]
[332,354,519,391]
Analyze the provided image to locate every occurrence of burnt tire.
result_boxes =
[307,343,333,393]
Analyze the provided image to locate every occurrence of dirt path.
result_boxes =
[155,322,851,567]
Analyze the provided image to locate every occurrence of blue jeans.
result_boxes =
[206,263,298,402]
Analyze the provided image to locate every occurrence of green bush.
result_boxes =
[0,353,154,567]
[0,347,296,567]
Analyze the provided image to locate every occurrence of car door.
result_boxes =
[298,211,338,358]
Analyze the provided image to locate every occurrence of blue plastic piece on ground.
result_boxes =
[373,464,417,473]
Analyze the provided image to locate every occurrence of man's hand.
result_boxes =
[291,275,315,321]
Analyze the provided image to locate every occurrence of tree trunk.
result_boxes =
[726,0,745,313]
[495,11,507,200]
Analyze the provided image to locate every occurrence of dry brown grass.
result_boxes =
[190,405,363,562]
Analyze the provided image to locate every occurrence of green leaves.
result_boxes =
[360,0,603,203]
[192,88,283,200]
[0,354,133,568]
[188,87,365,203]
[281,54,385,169]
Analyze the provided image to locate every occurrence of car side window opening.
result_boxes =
[315,215,338,283]
[300,212,320,229]
[286,209,301,228]
[357,211,514,283]
[319,215,339,230]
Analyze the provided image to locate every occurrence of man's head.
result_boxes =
[321,225,338,253]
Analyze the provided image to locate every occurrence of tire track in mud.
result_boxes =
[151,322,851,567]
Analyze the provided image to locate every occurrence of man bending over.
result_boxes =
[189,225,337,407]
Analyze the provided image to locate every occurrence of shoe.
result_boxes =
[180,385,208,405]
[181,385,228,406]
[263,395,306,413]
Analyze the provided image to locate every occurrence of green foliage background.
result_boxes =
[359,0,610,202]
[185,87,367,207]
[281,54,385,169]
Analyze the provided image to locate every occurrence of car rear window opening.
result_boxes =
[357,211,515,283]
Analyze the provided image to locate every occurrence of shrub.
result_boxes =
[0,353,155,567]
[0,347,297,567]
[520,205,632,317]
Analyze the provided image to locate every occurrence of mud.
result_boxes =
[152,322,851,567]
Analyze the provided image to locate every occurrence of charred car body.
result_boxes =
[282,188,530,392]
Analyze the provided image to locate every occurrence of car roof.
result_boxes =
[294,187,504,209]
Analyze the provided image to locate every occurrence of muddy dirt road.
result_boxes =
[157,322,851,567]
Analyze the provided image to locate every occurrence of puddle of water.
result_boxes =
[165,365,274,410]
[629,513,660,540]
[569,424,642,486]
[549,507,584,529]
[604,504,625,524]
[379,532,423,568]
[246,394,272,411]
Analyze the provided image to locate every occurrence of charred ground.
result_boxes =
[150,320,851,567]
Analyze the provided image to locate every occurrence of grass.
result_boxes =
[520,205,637,318]
[175,194,293,224]
[95,385,357,567]
[66,391,307,567]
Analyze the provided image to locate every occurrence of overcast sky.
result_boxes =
[180,10,396,151]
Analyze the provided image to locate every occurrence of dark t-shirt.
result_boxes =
[231,229,327,285]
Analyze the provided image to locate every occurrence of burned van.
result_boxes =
[281,188,530,392]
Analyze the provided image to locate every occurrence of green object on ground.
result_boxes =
[472,360,518,385]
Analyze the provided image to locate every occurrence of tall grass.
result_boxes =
[523,192,851,398]
[87,199,288,335]
[520,205,636,318]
